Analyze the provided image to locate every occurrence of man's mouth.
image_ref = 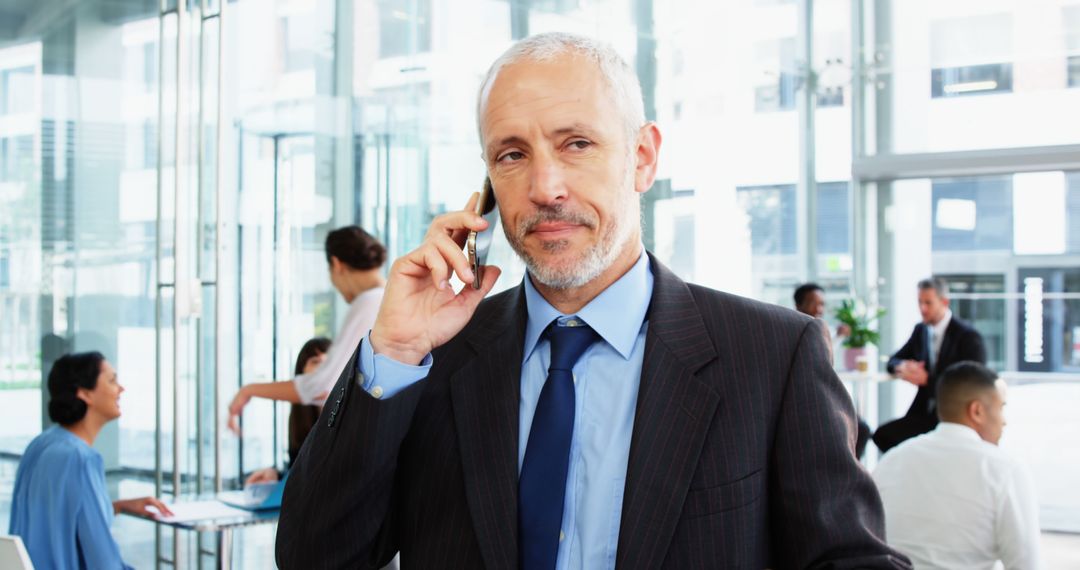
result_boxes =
[529,221,582,238]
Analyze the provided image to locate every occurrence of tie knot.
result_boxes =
[546,318,598,372]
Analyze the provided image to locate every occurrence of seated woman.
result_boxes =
[8,352,172,569]
[244,337,331,485]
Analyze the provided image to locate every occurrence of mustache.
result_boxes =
[518,205,598,234]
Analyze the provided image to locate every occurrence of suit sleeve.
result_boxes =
[887,325,922,374]
[276,342,427,569]
[769,321,912,569]
[959,326,987,365]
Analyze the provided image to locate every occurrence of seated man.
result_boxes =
[873,361,1041,570]
[873,277,986,453]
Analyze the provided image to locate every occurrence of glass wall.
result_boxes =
[0,4,163,474]
[873,0,1080,154]
[1,0,1079,564]
[0,0,861,483]
[864,0,1080,532]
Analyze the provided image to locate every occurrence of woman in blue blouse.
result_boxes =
[8,351,173,569]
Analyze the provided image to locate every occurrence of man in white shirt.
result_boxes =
[873,361,1041,570]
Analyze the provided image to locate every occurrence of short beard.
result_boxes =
[505,200,637,291]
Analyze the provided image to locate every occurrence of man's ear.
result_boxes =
[634,122,662,194]
[328,255,342,274]
[967,398,984,424]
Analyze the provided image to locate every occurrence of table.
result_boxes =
[122,493,279,570]
[836,370,893,419]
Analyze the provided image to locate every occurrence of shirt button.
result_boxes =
[559,531,565,542]
[371,386,384,399]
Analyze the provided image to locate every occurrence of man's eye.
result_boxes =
[568,139,591,150]
[497,151,524,163]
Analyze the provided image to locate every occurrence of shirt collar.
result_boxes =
[56,426,91,450]
[522,247,653,362]
[932,309,953,336]
[935,421,984,443]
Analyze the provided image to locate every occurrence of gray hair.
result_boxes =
[918,276,950,299]
[476,32,646,147]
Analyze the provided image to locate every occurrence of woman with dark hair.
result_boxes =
[244,336,331,485]
[8,352,172,569]
[227,226,387,433]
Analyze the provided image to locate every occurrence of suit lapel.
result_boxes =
[935,318,962,376]
[449,285,527,570]
[616,257,720,569]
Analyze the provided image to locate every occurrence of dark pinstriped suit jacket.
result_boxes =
[276,255,911,569]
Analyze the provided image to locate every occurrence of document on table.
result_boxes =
[153,500,249,523]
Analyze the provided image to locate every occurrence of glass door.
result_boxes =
[234,131,333,478]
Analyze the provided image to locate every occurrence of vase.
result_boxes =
[844,347,866,371]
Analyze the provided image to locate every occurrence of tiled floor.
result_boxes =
[2,458,1078,568]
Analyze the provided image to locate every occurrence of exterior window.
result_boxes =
[931,176,1013,251]
[737,184,797,254]
[755,38,797,112]
[736,182,850,255]
[816,182,849,254]
[930,14,1012,98]
[377,0,432,57]
[931,63,1013,98]
[941,274,1006,371]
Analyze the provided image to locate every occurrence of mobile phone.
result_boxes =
[466,177,499,289]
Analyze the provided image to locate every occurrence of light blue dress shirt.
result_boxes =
[9,426,133,570]
[357,249,653,570]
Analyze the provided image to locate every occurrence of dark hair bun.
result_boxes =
[46,351,106,426]
[324,226,387,271]
[48,396,89,426]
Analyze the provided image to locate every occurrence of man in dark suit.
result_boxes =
[872,277,987,453]
[276,32,909,569]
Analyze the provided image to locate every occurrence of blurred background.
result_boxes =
[0,0,1078,566]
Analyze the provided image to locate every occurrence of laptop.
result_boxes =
[218,473,288,511]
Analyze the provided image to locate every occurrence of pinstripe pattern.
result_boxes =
[277,255,911,569]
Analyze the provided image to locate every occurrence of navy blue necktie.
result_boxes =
[924,323,936,413]
[519,318,598,570]
[923,323,934,375]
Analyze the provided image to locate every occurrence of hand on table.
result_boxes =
[245,467,280,486]
[115,496,174,518]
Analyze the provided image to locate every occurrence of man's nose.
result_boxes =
[527,152,568,206]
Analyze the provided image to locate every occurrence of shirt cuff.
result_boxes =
[356,332,432,399]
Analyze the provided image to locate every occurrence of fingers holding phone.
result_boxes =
[468,177,499,290]
[370,183,502,365]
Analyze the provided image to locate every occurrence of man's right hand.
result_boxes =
[369,193,502,365]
